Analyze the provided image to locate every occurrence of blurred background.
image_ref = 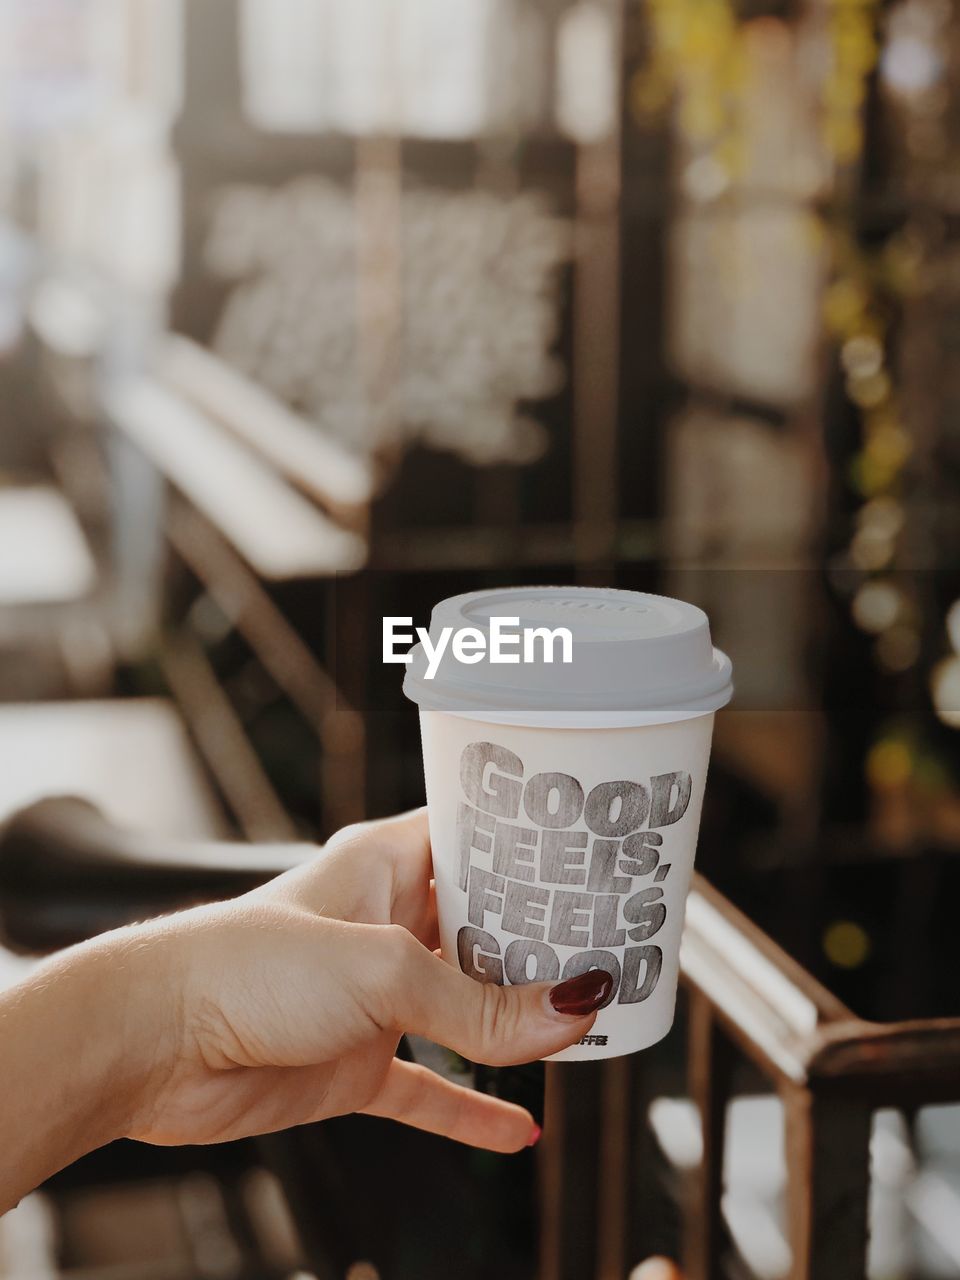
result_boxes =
[2,1,960,1278]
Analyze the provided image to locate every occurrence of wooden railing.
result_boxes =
[540,873,960,1280]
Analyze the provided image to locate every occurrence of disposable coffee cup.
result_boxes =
[403,587,732,1062]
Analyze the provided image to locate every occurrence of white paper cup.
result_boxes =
[403,587,732,1062]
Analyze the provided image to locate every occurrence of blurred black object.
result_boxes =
[0,795,295,952]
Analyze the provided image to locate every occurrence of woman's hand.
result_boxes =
[0,809,609,1210]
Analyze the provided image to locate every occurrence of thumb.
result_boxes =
[378,928,613,1065]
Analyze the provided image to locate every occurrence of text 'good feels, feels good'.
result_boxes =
[454,741,692,1006]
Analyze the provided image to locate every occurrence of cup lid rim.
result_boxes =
[401,586,733,718]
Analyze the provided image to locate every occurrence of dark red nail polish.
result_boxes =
[526,1123,542,1147]
[549,969,614,1016]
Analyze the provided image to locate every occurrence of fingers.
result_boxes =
[361,1059,538,1153]
[323,808,427,860]
[266,809,434,935]
[378,929,609,1065]
[369,809,437,936]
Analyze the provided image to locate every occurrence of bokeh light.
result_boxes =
[823,920,872,970]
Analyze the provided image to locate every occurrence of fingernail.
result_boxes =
[526,1123,542,1147]
[548,969,614,1017]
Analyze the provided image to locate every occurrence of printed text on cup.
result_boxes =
[454,741,693,1008]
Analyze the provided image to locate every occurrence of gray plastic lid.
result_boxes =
[402,586,733,727]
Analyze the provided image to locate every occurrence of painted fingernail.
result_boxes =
[526,1123,542,1147]
[548,969,614,1017]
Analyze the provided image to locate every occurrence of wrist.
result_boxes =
[0,926,180,1207]
[71,927,182,1142]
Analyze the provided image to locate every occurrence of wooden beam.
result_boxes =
[107,378,367,581]
[782,1085,871,1280]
